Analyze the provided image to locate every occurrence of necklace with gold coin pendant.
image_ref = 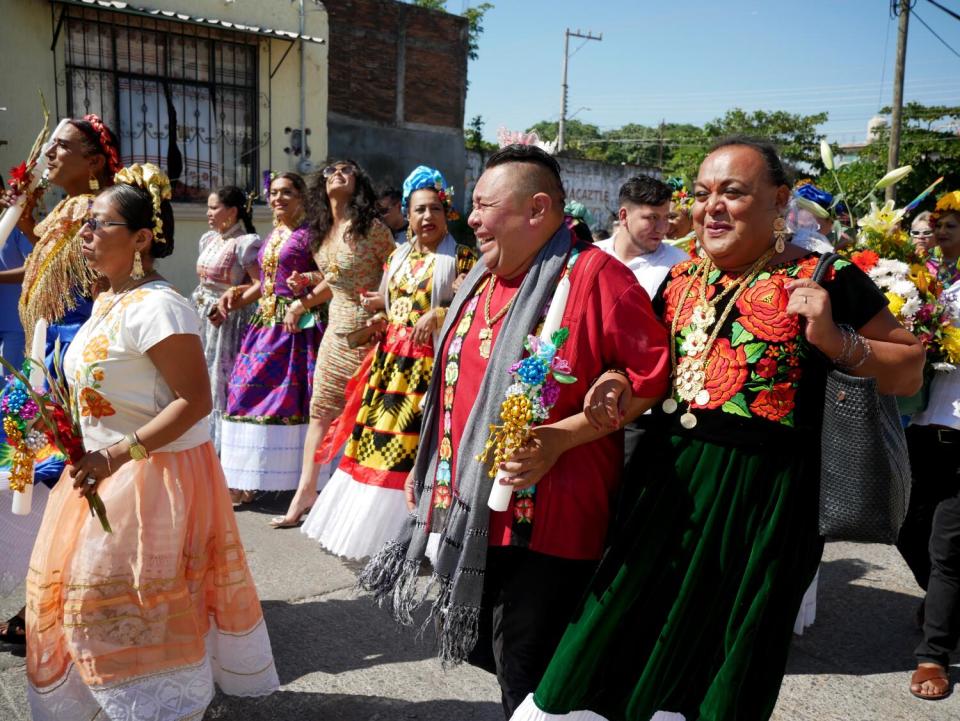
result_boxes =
[478,275,518,359]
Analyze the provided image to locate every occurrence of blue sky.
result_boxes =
[458,0,960,144]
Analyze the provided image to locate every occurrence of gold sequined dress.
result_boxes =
[309,220,395,420]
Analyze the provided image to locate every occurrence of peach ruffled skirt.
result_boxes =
[25,442,278,721]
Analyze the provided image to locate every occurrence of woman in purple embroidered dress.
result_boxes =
[217,173,325,501]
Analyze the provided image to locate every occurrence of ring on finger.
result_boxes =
[85,476,97,486]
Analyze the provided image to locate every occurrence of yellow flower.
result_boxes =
[909,265,935,295]
[942,326,960,364]
[858,200,905,238]
[885,292,905,318]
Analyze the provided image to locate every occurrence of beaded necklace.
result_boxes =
[258,224,295,319]
[663,247,776,429]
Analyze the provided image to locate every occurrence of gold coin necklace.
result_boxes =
[478,275,517,359]
[663,247,776,429]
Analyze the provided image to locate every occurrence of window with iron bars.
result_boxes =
[63,6,259,202]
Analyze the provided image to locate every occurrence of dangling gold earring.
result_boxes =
[773,217,788,254]
[131,250,144,281]
[88,173,100,192]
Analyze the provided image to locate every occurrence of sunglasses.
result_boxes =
[910,229,933,237]
[322,164,356,179]
[84,217,130,233]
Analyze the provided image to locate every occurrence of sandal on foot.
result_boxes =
[269,507,311,529]
[0,615,26,645]
[910,664,952,700]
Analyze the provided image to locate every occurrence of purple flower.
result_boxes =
[19,398,39,421]
[541,377,561,407]
[551,357,571,374]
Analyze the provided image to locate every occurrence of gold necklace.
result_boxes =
[664,248,776,429]
[478,275,517,359]
[259,224,294,318]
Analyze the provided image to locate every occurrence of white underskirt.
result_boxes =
[793,569,818,635]
[0,476,50,597]
[510,694,685,721]
[301,466,409,560]
[29,616,279,721]
[219,421,308,491]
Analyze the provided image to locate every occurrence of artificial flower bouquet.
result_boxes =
[0,352,111,532]
[478,329,577,520]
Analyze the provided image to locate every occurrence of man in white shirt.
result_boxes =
[595,175,687,299]
[596,175,686,468]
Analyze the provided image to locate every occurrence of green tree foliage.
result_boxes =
[411,1,494,61]
[465,115,497,154]
[825,103,960,210]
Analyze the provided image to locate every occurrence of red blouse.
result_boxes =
[437,243,670,560]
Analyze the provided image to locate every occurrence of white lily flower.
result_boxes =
[874,165,913,190]
[820,140,835,171]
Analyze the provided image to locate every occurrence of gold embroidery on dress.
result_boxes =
[19,195,100,348]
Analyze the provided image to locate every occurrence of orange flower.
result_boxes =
[79,387,115,419]
[694,338,748,410]
[735,276,799,342]
[851,250,880,274]
[750,382,796,422]
[663,273,716,329]
[796,256,837,281]
[82,335,109,363]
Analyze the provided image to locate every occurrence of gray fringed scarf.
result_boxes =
[359,224,573,665]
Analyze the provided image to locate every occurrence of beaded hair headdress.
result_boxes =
[113,163,173,242]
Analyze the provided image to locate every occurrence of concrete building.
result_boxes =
[1,0,329,293]
[324,0,469,202]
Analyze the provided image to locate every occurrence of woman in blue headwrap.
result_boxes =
[300,165,476,558]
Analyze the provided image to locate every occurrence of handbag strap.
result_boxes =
[812,251,840,284]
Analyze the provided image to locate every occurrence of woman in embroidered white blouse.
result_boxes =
[25,164,278,721]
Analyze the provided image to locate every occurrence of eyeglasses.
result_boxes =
[84,217,129,233]
[910,229,934,237]
[322,164,356,179]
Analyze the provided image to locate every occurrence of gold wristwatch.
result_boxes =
[125,432,148,460]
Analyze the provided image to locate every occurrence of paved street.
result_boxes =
[0,491,956,721]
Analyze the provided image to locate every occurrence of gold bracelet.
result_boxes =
[434,306,447,324]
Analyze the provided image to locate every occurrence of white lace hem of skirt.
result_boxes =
[301,465,409,560]
[28,615,279,721]
[510,694,687,721]
[220,420,308,491]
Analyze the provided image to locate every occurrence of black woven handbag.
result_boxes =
[813,253,911,544]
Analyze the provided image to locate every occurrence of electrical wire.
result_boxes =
[913,9,960,60]
[926,0,960,23]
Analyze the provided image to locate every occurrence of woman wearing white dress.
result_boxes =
[26,164,277,720]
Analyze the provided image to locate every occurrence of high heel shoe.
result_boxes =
[269,506,311,529]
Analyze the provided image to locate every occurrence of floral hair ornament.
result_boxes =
[113,163,172,243]
[401,165,455,216]
[666,177,694,214]
[262,169,279,197]
[244,190,257,215]
[931,189,960,226]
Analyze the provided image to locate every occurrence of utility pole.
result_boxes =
[558,28,601,153]
[886,0,910,202]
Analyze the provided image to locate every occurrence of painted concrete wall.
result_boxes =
[329,113,465,208]
[0,0,329,296]
[465,151,660,231]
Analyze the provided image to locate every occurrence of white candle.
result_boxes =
[11,483,33,516]
[28,318,48,388]
[0,195,28,251]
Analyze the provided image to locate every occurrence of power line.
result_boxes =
[913,9,960,60]
[926,0,960,23]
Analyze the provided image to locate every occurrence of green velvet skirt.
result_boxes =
[530,434,824,721]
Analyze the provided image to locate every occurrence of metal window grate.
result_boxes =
[62,5,259,202]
